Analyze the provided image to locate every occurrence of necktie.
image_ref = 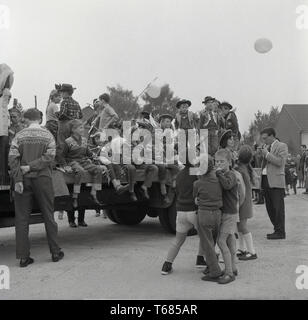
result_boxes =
[262,144,272,169]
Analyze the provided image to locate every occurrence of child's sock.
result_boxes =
[243,232,256,255]
[238,232,247,252]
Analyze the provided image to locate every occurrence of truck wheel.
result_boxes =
[158,208,174,234]
[113,207,146,225]
[105,209,120,224]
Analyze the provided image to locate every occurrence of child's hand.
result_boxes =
[195,197,200,206]
[64,166,73,173]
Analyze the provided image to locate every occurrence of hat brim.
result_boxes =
[219,129,233,146]
[202,99,215,105]
[176,100,192,108]
[159,115,174,122]
[220,103,232,110]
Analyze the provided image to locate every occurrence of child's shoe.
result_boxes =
[218,274,235,284]
[161,261,173,275]
[196,255,207,268]
[69,222,77,228]
[239,252,257,261]
[130,192,138,202]
[236,249,247,258]
[78,221,88,227]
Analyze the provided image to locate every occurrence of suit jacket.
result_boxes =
[263,140,288,188]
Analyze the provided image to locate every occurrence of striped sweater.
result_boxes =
[8,124,56,183]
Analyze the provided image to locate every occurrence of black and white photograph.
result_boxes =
[0,0,308,305]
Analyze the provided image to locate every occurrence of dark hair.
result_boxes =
[23,108,42,121]
[70,119,83,134]
[238,145,254,184]
[301,145,307,149]
[260,127,276,137]
[99,93,110,104]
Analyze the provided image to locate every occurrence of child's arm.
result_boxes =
[216,170,237,190]
[193,181,200,206]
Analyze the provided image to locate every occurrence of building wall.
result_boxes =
[275,109,300,155]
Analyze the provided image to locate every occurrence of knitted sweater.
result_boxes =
[8,124,56,183]
[193,170,223,211]
[216,169,238,214]
[176,166,198,211]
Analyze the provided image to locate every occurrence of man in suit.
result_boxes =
[260,128,288,240]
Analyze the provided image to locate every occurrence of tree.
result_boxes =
[107,85,141,120]
[244,106,281,146]
[141,84,180,121]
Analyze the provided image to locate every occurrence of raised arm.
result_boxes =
[216,170,237,190]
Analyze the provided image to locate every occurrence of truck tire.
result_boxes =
[158,208,174,234]
[105,209,120,224]
[113,207,146,225]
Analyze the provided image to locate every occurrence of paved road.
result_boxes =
[1,194,308,300]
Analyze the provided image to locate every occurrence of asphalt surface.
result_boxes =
[0,193,308,300]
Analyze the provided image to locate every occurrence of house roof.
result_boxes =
[281,104,308,130]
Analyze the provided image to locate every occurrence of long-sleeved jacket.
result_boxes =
[262,140,288,188]
[216,169,238,214]
[57,135,94,167]
[8,124,56,183]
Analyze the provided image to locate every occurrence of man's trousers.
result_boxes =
[14,177,61,259]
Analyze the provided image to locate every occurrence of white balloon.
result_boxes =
[147,85,161,99]
[254,38,273,54]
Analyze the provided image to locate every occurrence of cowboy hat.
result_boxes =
[202,96,216,105]
[159,114,173,122]
[57,84,76,93]
[219,102,233,110]
[176,100,192,109]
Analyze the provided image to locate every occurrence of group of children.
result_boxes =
[161,145,257,285]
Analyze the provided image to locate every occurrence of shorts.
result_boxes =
[220,214,238,235]
[176,211,198,233]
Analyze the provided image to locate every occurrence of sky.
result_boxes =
[1,0,308,132]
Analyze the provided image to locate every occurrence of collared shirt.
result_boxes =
[46,102,59,122]
[262,139,278,175]
[58,96,82,121]
[98,104,119,130]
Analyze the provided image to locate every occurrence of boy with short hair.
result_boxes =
[193,156,223,281]
[161,161,206,275]
[214,149,239,284]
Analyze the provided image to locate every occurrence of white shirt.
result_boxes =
[262,139,278,175]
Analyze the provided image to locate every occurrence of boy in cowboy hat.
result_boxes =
[219,102,241,151]
[174,100,198,131]
[157,113,180,193]
[199,96,224,156]
[56,84,82,162]
[159,114,174,131]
